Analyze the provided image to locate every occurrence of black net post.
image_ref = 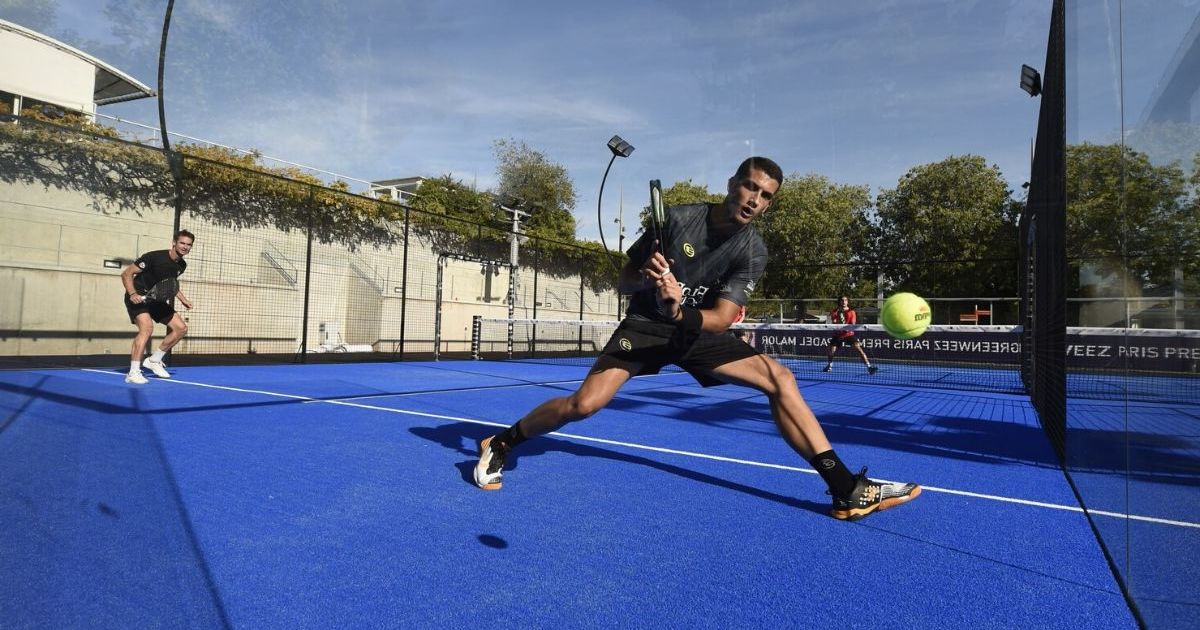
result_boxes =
[399,205,410,360]
[1025,0,1067,458]
[298,188,315,362]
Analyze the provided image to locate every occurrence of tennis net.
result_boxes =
[470,317,1199,403]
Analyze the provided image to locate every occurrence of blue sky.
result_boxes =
[4,1,1197,242]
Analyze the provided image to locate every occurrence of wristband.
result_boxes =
[676,307,702,334]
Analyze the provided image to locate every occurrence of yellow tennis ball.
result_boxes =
[880,292,931,339]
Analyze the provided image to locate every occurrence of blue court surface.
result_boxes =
[2,360,1195,628]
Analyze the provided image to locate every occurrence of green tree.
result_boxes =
[1066,143,1196,293]
[758,173,873,300]
[494,139,578,242]
[874,155,1020,299]
[662,178,724,207]
[405,174,507,256]
[408,174,501,226]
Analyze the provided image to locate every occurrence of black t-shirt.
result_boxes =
[131,249,187,294]
[625,203,767,321]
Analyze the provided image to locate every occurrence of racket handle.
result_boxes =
[649,179,665,252]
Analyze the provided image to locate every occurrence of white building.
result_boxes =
[0,18,154,118]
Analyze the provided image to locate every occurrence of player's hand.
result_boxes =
[654,268,682,319]
[179,298,193,310]
[640,247,674,286]
[129,293,145,304]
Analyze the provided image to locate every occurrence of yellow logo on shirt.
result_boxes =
[619,338,632,351]
[682,243,695,257]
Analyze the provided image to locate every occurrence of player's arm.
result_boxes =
[658,292,742,334]
[659,247,763,334]
[121,262,144,303]
[175,288,193,310]
[697,298,742,333]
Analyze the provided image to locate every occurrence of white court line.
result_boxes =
[83,368,1200,530]
[301,371,687,403]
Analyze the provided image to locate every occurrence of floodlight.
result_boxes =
[1020,64,1042,97]
[607,135,635,158]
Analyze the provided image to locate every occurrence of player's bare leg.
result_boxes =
[708,353,918,520]
[125,314,155,384]
[823,343,838,372]
[852,342,877,374]
[143,313,189,379]
[709,354,831,457]
[474,356,636,490]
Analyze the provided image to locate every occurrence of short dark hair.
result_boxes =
[734,156,784,188]
[174,229,195,242]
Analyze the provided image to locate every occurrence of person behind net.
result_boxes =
[120,230,194,384]
[473,157,919,521]
[730,304,753,344]
[823,295,877,374]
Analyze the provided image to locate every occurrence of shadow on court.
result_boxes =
[0,398,230,628]
[407,422,830,518]
[602,384,1200,486]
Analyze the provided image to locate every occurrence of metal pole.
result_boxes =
[399,206,410,359]
[299,192,314,362]
[434,254,445,360]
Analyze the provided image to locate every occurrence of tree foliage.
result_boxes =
[1065,142,1197,293]
[494,139,578,243]
[874,155,1020,299]
[758,173,873,300]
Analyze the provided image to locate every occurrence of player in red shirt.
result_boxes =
[824,296,876,374]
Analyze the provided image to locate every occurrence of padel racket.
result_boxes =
[140,276,179,303]
[649,179,665,253]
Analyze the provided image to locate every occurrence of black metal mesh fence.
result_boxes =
[0,115,623,367]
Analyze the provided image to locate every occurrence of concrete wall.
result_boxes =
[0,181,620,358]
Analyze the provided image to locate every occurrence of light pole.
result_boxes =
[598,134,634,273]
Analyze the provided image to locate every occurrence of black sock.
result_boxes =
[493,422,527,451]
[809,450,856,498]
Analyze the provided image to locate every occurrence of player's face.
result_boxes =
[173,237,194,257]
[725,168,779,227]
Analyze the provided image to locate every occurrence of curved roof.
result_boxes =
[0,18,154,106]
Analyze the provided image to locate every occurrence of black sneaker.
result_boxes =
[822,364,832,372]
[473,435,508,490]
[868,365,878,375]
[831,468,920,521]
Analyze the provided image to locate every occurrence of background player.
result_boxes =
[120,230,194,384]
[823,295,876,374]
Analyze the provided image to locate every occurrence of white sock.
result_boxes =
[130,361,141,374]
[151,349,166,363]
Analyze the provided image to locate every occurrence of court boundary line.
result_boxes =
[301,370,690,403]
[81,368,1200,530]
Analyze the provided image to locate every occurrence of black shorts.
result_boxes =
[600,319,762,387]
[829,334,860,348]
[125,294,176,325]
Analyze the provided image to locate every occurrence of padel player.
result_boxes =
[120,230,194,384]
[823,295,877,374]
[474,158,919,521]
